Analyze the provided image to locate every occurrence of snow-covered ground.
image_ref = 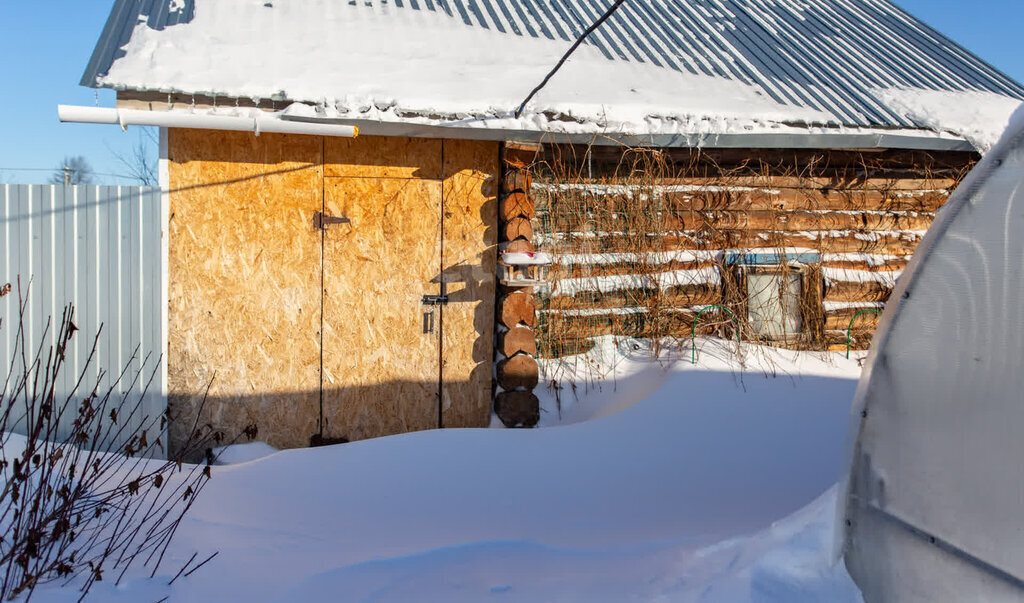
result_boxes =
[29,338,865,602]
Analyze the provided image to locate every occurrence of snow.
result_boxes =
[822,252,911,268]
[540,305,705,318]
[556,250,719,266]
[822,301,885,312]
[822,267,902,286]
[92,0,1009,147]
[100,0,830,138]
[500,251,551,266]
[21,338,865,601]
[549,266,721,296]
[873,87,1024,153]
[213,441,279,465]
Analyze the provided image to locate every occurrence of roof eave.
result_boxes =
[284,115,978,152]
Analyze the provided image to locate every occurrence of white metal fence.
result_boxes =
[1,184,164,442]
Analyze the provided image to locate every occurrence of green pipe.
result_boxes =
[846,308,883,359]
[692,305,740,364]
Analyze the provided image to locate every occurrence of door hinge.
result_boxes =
[313,211,351,230]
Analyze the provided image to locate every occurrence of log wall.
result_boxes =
[533,145,978,355]
[494,143,542,427]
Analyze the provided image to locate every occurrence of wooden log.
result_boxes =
[544,250,910,275]
[542,230,923,255]
[535,143,976,183]
[535,336,596,359]
[822,258,911,272]
[651,188,948,212]
[824,281,892,303]
[539,310,707,340]
[503,143,540,168]
[499,192,536,221]
[656,175,958,191]
[497,354,540,391]
[825,329,875,350]
[502,170,532,194]
[801,263,825,345]
[545,283,722,309]
[494,391,539,428]
[534,180,955,208]
[663,210,934,232]
[825,310,882,331]
[503,217,534,242]
[550,258,719,279]
[505,141,542,153]
[499,291,537,328]
[499,325,538,357]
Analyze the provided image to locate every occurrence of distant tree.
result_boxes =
[49,156,93,186]
[109,128,158,186]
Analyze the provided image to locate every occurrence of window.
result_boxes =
[746,267,803,339]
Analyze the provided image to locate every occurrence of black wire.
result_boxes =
[0,167,137,180]
[514,0,627,118]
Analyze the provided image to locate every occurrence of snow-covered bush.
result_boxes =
[0,285,254,600]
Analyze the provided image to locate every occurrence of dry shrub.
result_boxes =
[0,284,255,600]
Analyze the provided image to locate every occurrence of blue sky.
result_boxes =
[1,0,1023,185]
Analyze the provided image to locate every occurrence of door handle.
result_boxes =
[313,211,351,230]
[423,310,435,334]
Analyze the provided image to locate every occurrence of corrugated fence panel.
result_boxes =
[0,184,164,454]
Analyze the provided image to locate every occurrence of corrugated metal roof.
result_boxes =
[81,0,1024,129]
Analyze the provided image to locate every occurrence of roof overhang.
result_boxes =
[280,114,978,152]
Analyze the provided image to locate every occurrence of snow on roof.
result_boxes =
[83,0,1024,149]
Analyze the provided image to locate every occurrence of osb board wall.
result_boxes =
[321,177,442,441]
[325,136,443,179]
[167,129,323,453]
[438,140,498,428]
[532,145,978,354]
[168,131,498,454]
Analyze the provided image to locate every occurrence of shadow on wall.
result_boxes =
[169,379,491,461]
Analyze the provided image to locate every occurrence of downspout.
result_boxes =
[57,105,359,138]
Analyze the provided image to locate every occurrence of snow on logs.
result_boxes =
[494,142,542,428]
[530,156,967,353]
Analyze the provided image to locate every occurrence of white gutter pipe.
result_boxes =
[57,105,358,138]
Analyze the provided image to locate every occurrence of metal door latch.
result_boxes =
[421,294,448,305]
[313,211,351,230]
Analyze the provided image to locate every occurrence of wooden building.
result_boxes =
[75,0,1024,451]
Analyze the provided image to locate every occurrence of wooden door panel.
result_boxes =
[324,136,443,179]
[322,177,442,441]
[167,130,323,453]
[439,140,499,428]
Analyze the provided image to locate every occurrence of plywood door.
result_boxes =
[321,177,443,441]
[439,140,499,428]
[167,130,324,454]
